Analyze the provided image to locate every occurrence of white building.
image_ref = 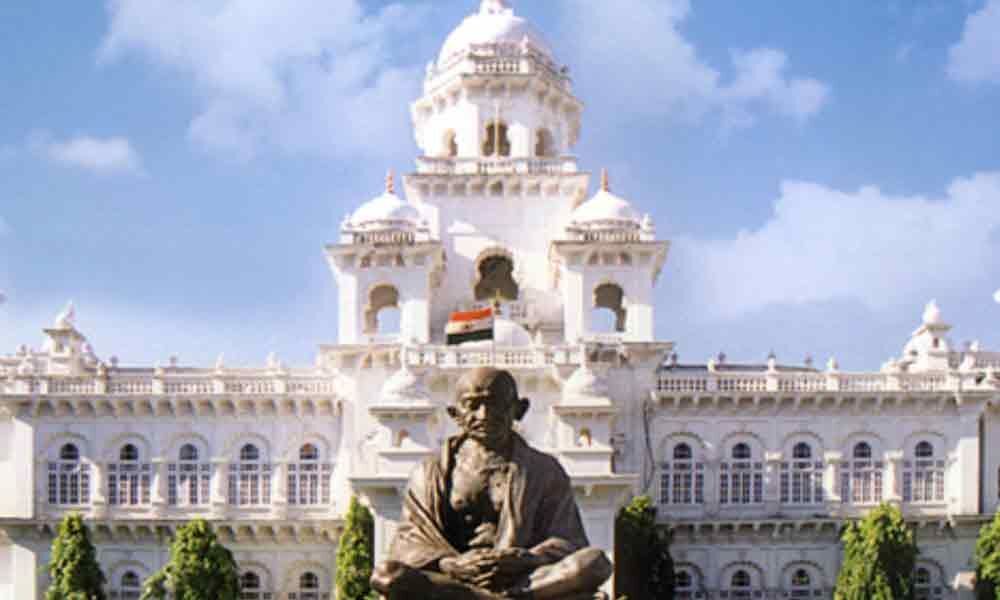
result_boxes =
[2,1,999,598]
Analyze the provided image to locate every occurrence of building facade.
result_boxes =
[2,1,999,598]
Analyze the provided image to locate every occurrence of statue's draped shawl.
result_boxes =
[388,433,590,570]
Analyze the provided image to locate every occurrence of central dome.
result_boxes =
[438,0,554,67]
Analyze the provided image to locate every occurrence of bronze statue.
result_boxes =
[371,367,612,600]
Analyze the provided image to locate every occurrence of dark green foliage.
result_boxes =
[45,513,107,600]
[835,504,918,600]
[975,511,1000,600]
[139,519,239,600]
[336,496,378,600]
[615,495,675,600]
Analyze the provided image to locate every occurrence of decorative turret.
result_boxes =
[41,302,96,375]
[326,174,445,345]
[898,300,956,372]
[550,170,669,343]
[411,0,582,173]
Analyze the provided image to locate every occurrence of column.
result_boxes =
[764,451,783,513]
[271,461,288,519]
[703,457,720,517]
[211,458,229,518]
[91,460,108,518]
[151,458,168,515]
[955,410,981,515]
[823,451,843,515]
[885,450,904,506]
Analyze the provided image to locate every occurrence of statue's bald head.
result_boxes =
[450,368,530,444]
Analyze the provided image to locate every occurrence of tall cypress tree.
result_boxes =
[140,519,239,600]
[45,513,107,600]
[975,511,1000,600]
[336,496,377,600]
[835,503,918,600]
[614,495,675,600]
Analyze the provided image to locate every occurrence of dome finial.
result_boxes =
[480,0,511,15]
[385,170,395,194]
[600,168,610,193]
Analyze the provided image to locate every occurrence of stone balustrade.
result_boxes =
[657,370,989,395]
[415,156,578,176]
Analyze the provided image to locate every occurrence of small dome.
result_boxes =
[922,300,945,327]
[438,1,554,67]
[570,171,640,230]
[348,172,422,231]
[562,364,610,405]
[381,365,431,404]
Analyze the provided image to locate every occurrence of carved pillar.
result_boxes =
[151,458,168,515]
[764,451,783,513]
[271,461,288,519]
[885,450,904,506]
[91,460,108,518]
[703,457,720,517]
[823,451,843,514]
[211,458,229,518]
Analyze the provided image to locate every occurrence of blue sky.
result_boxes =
[2,0,1000,370]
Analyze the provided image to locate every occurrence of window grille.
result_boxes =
[288,444,332,507]
[168,444,211,507]
[229,444,271,507]
[780,443,824,505]
[840,442,883,505]
[902,441,945,504]
[720,444,763,505]
[108,444,151,506]
[48,443,90,506]
[659,443,704,506]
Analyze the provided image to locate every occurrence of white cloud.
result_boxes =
[31,133,142,174]
[673,172,1000,319]
[948,0,1000,83]
[98,0,430,160]
[555,0,829,128]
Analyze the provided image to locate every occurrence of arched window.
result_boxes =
[535,128,555,157]
[115,570,142,600]
[289,571,325,600]
[659,443,704,506]
[364,285,401,337]
[228,444,271,507]
[780,442,824,505]
[904,440,945,504]
[442,129,458,158]
[239,571,265,600]
[721,444,763,505]
[289,444,332,507]
[591,283,626,334]
[474,254,519,302]
[482,121,510,157]
[728,570,753,599]
[914,565,943,600]
[787,568,822,598]
[109,443,151,506]
[841,441,883,505]
[169,443,211,507]
[674,568,696,599]
[48,443,90,505]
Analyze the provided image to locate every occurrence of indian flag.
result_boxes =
[446,307,495,345]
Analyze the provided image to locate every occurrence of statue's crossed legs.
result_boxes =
[372,547,612,600]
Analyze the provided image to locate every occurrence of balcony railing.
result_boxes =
[657,370,984,395]
[416,156,578,176]
[3,373,337,397]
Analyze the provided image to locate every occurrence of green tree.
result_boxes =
[45,513,107,600]
[139,519,239,600]
[336,496,378,600]
[835,503,918,600]
[975,511,1000,600]
[614,495,674,600]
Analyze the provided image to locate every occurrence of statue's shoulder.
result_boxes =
[516,435,571,480]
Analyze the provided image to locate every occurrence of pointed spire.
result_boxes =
[54,301,76,329]
[385,170,396,194]
[600,168,610,192]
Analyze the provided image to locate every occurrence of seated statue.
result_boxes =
[371,367,613,600]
